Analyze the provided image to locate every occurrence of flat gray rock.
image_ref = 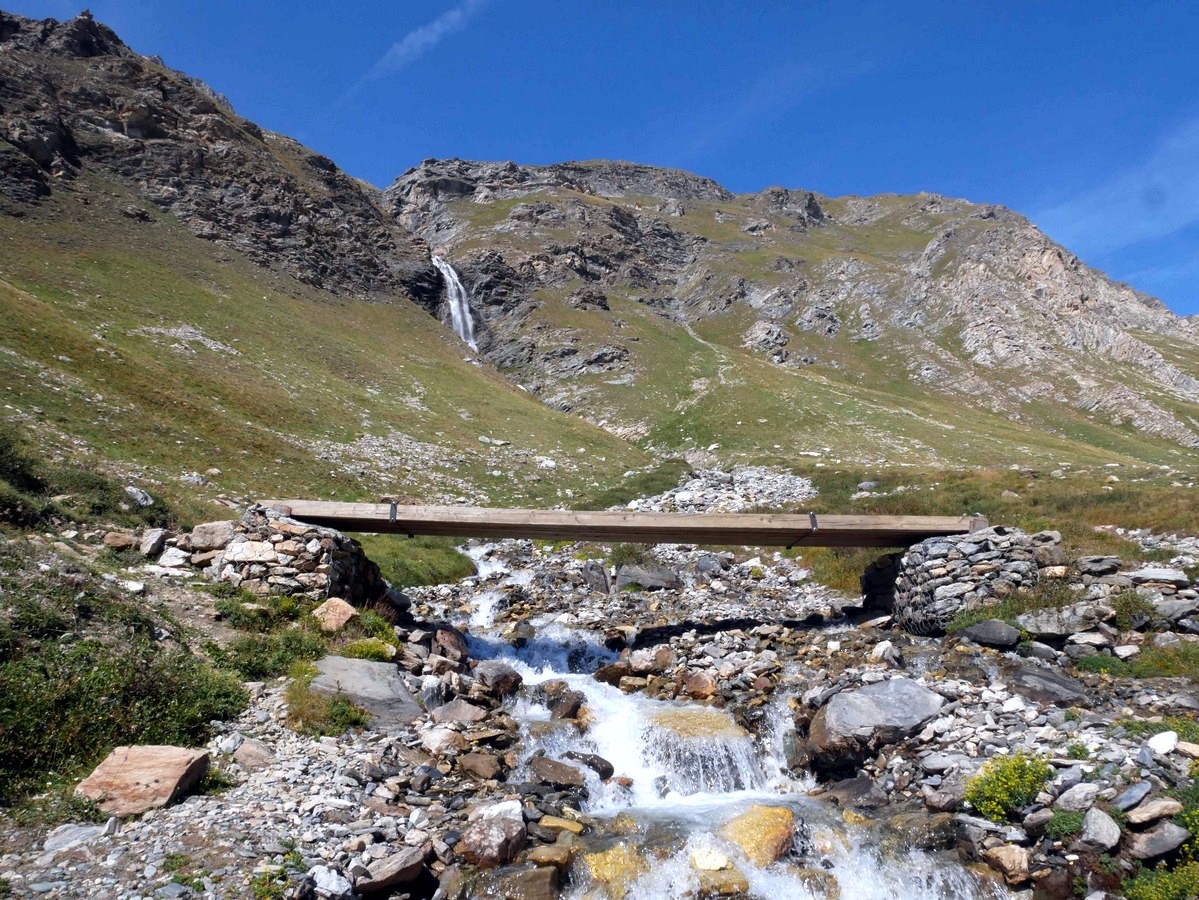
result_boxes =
[310,656,422,731]
[1126,821,1191,860]
[615,562,681,592]
[1009,665,1085,707]
[959,619,1020,648]
[1132,567,1190,587]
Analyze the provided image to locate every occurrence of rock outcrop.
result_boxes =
[0,11,439,304]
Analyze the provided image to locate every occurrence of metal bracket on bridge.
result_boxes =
[389,502,397,522]
[786,512,820,549]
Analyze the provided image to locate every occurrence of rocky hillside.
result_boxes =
[0,10,438,303]
[385,159,1199,467]
[0,11,651,509]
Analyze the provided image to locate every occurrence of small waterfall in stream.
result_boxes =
[454,550,1010,900]
[431,255,477,350]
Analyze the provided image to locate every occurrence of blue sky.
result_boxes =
[13,1,1199,314]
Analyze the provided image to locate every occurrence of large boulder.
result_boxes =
[807,677,945,774]
[188,519,234,552]
[615,562,681,592]
[75,745,209,817]
[309,656,422,730]
[461,815,526,868]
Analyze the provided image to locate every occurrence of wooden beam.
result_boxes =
[264,500,986,548]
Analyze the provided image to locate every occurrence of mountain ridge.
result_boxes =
[1,9,1197,500]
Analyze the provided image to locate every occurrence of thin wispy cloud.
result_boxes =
[364,0,488,82]
[1035,117,1199,258]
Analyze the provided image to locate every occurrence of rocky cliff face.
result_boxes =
[385,158,1199,457]
[0,11,439,305]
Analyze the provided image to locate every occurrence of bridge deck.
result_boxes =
[266,501,986,548]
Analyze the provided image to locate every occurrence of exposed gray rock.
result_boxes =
[1070,808,1120,853]
[309,656,422,730]
[807,677,945,773]
[615,562,681,592]
[1125,821,1191,860]
[1009,665,1086,707]
[958,619,1020,648]
[354,846,426,892]
[1074,556,1122,576]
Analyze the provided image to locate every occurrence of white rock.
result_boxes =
[156,547,191,568]
[1147,730,1179,756]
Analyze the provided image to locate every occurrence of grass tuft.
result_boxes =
[285,664,371,736]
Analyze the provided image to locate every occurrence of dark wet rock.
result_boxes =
[482,864,560,900]
[529,757,587,789]
[473,660,524,697]
[1009,665,1085,707]
[886,811,956,849]
[563,751,614,779]
[822,776,889,809]
[958,619,1020,649]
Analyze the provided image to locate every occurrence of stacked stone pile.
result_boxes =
[869,527,1063,634]
[131,504,390,607]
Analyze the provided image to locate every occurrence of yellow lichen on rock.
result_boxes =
[576,842,649,898]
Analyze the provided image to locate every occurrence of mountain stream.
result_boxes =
[453,546,1011,900]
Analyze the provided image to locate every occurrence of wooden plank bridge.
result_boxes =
[266,500,986,548]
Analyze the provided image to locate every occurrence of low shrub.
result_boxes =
[609,543,648,569]
[354,534,475,588]
[0,639,246,802]
[205,628,327,679]
[1112,589,1157,631]
[339,638,395,661]
[214,593,310,633]
[285,665,371,737]
[796,546,888,594]
[1120,716,1199,744]
[964,751,1052,822]
[1044,810,1085,841]
[1124,860,1199,900]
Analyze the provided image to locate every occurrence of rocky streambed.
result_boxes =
[6,467,1199,899]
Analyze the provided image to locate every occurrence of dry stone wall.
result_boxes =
[153,504,389,607]
[865,526,1065,635]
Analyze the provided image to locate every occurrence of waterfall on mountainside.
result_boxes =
[431,255,478,351]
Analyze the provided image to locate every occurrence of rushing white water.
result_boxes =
[431,255,477,351]
[458,563,1010,900]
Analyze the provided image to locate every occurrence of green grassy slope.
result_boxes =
[0,173,650,509]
